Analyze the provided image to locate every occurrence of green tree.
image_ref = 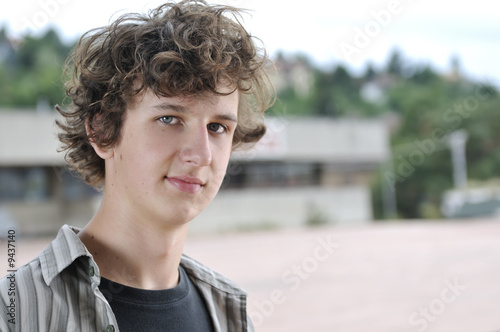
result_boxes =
[0,28,73,108]
[373,75,500,219]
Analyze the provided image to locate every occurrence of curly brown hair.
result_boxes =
[56,0,275,189]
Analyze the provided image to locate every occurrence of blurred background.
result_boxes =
[1,0,500,331]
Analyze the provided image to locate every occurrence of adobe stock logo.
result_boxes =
[339,0,412,61]
[249,235,340,327]
[408,278,466,332]
[22,0,72,32]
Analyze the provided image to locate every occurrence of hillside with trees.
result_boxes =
[272,50,499,220]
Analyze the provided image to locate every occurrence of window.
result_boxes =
[0,167,49,202]
[222,162,321,189]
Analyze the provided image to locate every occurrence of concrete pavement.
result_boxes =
[2,219,500,331]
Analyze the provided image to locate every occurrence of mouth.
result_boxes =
[165,175,204,194]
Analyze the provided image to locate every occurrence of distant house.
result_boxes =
[271,55,315,98]
[0,110,390,235]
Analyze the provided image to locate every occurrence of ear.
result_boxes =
[85,120,114,160]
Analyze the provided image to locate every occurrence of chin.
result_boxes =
[163,205,203,226]
[155,192,214,226]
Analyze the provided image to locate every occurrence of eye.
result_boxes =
[158,116,178,124]
[207,123,227,134]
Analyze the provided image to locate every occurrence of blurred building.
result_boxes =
[0,109,99,236]
[194,116,390,232]
[0,110,390,235]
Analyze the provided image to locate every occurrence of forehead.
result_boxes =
[128,88,239,116]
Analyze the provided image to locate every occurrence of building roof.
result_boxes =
[0,110,64,166]
[232,116,391,164]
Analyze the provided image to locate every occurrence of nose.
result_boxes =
[179,125,212,166]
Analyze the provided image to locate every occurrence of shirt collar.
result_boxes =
[37,225,248,298]
[39,225,93,286]
[180,254,247,297]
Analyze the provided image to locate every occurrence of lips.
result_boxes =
[166,176,204,194]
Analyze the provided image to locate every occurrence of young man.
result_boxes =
[0,1,274,331]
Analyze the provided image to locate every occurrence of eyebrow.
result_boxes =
[151,103,189,114]
[150,102,238,123]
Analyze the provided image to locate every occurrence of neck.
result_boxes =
[78,195,189,290]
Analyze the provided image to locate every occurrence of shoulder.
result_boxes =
[0,255,43,294]
[180,254,247,297]
[180,254,255,331]
[0,254,44,331]
[0,225,98,330]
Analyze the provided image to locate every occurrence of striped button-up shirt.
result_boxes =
[0,225,254,332]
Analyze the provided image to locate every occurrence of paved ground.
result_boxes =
[2,218,500,331]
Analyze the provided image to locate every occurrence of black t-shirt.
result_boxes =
[98,266,214,332]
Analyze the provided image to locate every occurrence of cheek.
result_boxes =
[137,127,175,158]
[212,143,233,178]
[117,128,167,174]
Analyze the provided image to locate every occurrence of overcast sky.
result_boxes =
[1,0,499,85]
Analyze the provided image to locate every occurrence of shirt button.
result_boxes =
[88,266,95,277]
[105,325,115,332]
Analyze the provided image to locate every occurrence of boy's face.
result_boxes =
[99,86,239,227]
